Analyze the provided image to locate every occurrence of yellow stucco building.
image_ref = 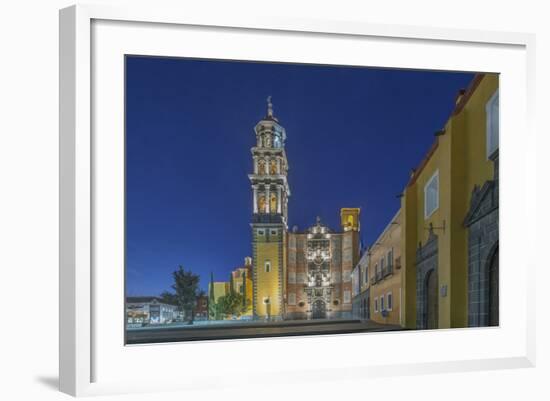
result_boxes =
[249,97,290,320]
[368,210,403,326]
[401,73,500,329]
[230,258,254,317]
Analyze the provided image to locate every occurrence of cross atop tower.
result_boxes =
[267,95,274,118]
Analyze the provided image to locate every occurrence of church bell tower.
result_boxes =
[249,97,290,320]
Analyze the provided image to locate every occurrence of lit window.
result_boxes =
[424,170,439,219]
[486,89,499,158]
[387,292,393,311]
[264,260,271,273]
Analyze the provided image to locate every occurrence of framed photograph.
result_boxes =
[60,4,536,397]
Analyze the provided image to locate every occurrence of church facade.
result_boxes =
[249,98,360,320]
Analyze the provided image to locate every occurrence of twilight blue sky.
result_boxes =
[125,56,474,295]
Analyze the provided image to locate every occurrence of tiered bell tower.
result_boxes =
[249,97,290,320]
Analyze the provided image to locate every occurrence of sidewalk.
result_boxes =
[126,318,405,344]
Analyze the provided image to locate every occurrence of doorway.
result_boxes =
[312,299,326,319]
[425,270,439,329]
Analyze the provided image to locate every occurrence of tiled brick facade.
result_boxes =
[464,153,499,327]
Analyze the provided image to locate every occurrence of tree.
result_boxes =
[208,272,218,320]
[217,292,245,318]
[242,271,247,308]
[171,265,200,324]
[159,291,178,306]
[229,272,235,295]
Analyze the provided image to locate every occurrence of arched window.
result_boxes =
[258,159,266,175]
[270,192,277,212]
[269,159,277,175]
[258,195,266,213]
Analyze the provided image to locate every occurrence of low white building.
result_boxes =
[126,296,179,325]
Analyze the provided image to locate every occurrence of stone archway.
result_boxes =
[312,299,326,319]
[425,270,439,329]
[488,245,499,326]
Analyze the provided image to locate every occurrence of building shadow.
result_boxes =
[35,376,58,391]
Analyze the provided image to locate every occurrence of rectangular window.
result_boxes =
[343,270,351,283]
[380,258,385,275]
[486,89,499,158]
[257,229,265,236]
[387,292,393,311]
[264,260,271,273]
[288,271,296,284]
[374,297,378,313]
[270,229,277,236]
[343,249,352,262]
[380,295,385,311]
[424,170,439,218]
[288,293,296,305]
[344,290,351,304]
[387,249,393,268]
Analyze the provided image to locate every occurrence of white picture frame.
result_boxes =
[59,4,536,397]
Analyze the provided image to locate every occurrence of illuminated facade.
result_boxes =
[249,97,290,320]
[249,98,360,320]
[286,213,360,320]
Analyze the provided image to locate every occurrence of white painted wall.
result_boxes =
[1,0,549,400]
